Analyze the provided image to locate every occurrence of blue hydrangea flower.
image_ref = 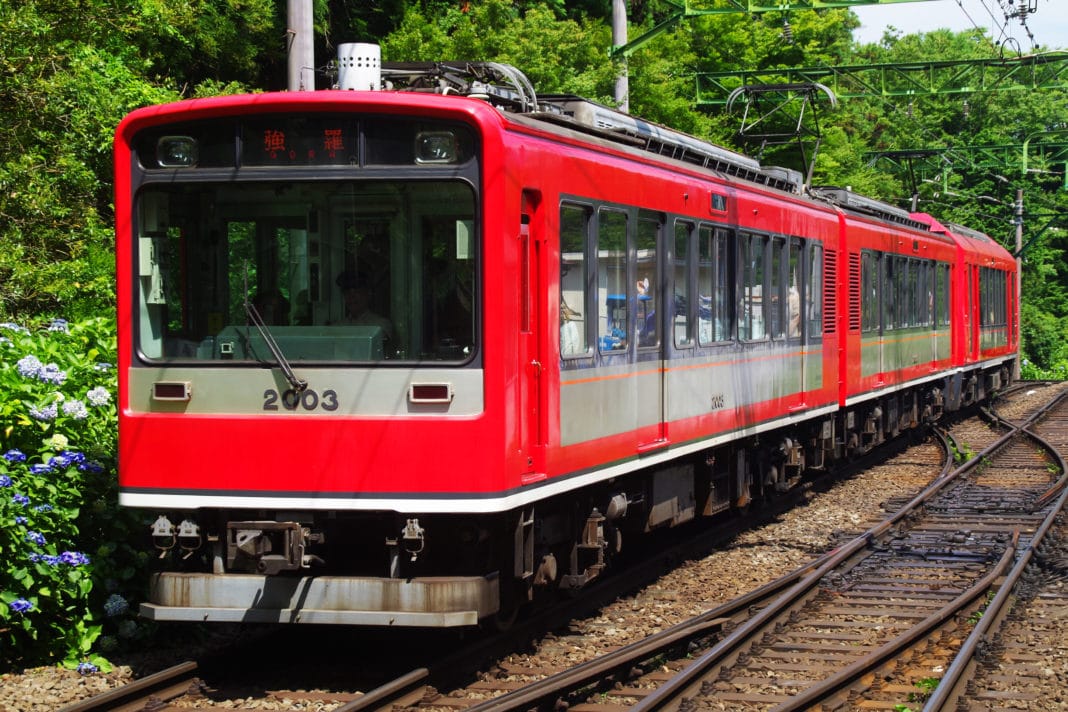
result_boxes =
[76,662,98,675]
[29,463,54,475]
[12,493,29,506]
[25,531,47,546]
[3,449,26,463]
[33,503,53,513]
[93,362,113,371]
[48,318,69,333]
[78,461,105,474]
[16,355,43,378]
[15,516,27,525]
[29,553,61,566]
[29,403,58,421]
[63,451,87,465]
[0,336,10,346]
[0,322,28,333]
[59,551,90,566]
[62,399,89,420]
[86,386,111,407]
[9,598,33,614]
[0,475,11,488]
[38,363,67,385]
[103,594,129,618]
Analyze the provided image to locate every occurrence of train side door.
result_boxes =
[635,213,666,451]
[965,264,976,361]
[519,190,546,476]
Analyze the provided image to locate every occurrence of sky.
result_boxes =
[851,0,1068,51]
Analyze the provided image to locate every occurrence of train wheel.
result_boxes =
[487,581,525,632]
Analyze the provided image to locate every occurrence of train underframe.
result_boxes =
[140,361,1013,627]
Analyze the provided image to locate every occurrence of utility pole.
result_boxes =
[1014,188,1023,381]
[287,0,314,91]
[613,0,628,111]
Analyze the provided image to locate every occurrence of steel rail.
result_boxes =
[56,661,199,712]
[771,533,1018,711]
[630,397,1059,712]
[923,394,1068,711]
[462,429,957,712]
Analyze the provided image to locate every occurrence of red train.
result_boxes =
[114,56,1017,626]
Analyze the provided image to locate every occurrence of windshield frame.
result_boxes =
[129,162,482,368]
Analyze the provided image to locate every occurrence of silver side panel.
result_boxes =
[560,344,822,446]
[127,366,484,416]
[141,572,498,626]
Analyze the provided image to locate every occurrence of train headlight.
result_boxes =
[414,131,457,164]
[156,136,199,167]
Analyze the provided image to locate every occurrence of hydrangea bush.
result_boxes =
[0,318,144,672]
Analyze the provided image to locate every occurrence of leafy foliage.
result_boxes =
[0,318,144,671]
[0,0,1064,666]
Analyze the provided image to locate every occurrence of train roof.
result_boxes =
[380,61,805,194]
[808,187,931,231]
[911,212,1015,265]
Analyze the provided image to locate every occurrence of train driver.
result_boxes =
[336,270,395,344]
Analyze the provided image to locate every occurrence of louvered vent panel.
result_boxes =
[823,249,838,334]
[848,252,862,332]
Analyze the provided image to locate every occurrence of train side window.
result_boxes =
[698,225,731,345]
[598,209,629,353]
[713,228,731,341]
[787,238,802,339]
[673,221,693,348]
[559,204,589,358]
[768,237,785,339]
[740,232,767,341]
[907,259,919,328]
[922,261,933,327]
[807,243,823,337]
[861,250,877,333]
[881,254,893,331]
[636,217,660,349]
[935,262,950,327]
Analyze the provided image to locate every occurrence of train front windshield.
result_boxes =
[135,179,476,364]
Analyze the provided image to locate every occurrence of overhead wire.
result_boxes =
[839,3,1061,218]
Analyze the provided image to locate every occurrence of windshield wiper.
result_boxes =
[244,298,307,392]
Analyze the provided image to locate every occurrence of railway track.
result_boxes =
[415,383,1068,712]
[61,383,1067,712]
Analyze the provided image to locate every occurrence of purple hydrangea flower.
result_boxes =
[38,364,67,385]
[16,355,43,378]
[3,449,26,463]
[86,386,111,407]
[25,531,47,546]
[59,551,90,566]
[29,403,58,421]
[103,594,129,618]
[53,451,86,468]
[76,662,98,675]
[78,461,105,474]
[62,400,89,420]
[9,599,33,614]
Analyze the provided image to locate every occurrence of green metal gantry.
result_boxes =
[613,0,940,58]
[694,52,1068,105]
